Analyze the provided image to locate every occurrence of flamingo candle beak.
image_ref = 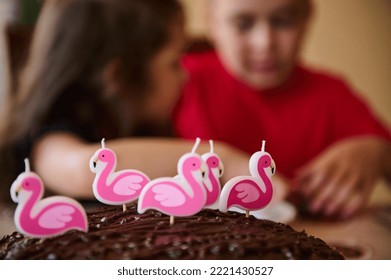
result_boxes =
[271,160,276,175]
[10,182,22,203]
[14,184,21,194]
[218,163,224,176]
[201,162,207,178]
[93,157,98,168]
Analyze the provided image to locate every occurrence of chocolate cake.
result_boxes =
[0,204,343,259]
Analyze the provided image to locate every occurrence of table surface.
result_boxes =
[290,182,391,260]
[1,182,390,260]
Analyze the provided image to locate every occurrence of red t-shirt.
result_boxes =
[173,51,391,179]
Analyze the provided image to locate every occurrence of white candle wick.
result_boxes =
[101,138,106,148]
[192,137,201,153]
[261,140,266,152]
[24,158,30,172]
[209,140,214,153]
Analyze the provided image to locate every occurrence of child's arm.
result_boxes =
[296,136,391,218]
[30,132,260,199]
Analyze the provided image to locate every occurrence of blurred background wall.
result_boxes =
[0,0,41,107]
[179,0,391,126]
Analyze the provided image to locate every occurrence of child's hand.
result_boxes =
[296,137,389,219]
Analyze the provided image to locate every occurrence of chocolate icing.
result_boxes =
[0,205,343,259]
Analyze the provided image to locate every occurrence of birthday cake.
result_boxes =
[0,204,344,260]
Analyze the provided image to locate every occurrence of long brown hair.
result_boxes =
[0,0,183,200]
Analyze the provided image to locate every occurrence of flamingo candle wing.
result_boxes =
[202,140,224,209]
[89,139,150,210]
[219,141,275,216]
[137,138,207,223]
[10,159,88,238]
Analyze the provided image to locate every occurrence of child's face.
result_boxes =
[142,18,187,123]
[209,0,309,90]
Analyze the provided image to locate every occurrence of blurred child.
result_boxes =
[0,0,251,201]
[173,0,391,218]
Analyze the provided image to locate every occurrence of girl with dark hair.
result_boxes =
[0,0,255,201]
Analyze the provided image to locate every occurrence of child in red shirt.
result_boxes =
[174,0,391,218]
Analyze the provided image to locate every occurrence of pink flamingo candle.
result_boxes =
[138,137,207,225]
[89,139,150,212]
[10,159,88,238]
[219,140,275,217]
[202,140,224,209]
